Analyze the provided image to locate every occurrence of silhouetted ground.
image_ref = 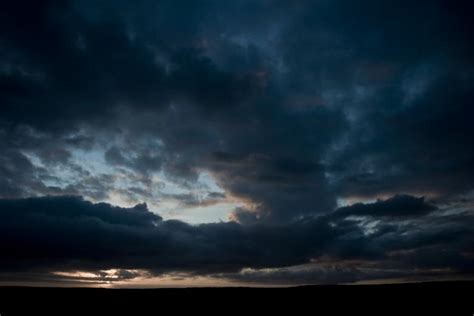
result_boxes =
[0,281,472,315]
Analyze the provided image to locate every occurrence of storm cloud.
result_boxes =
[0,0,473,285]
[0,195,472,285]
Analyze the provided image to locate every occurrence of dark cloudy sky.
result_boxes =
[0,0,473,287]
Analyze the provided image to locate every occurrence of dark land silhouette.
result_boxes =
[0,281,472,315]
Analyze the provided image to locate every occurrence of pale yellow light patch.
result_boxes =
[110,274,245,288]
[53,271,99,279]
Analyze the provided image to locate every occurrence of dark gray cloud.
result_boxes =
[333,195,437,218]
[0,0,474,284]
[0,0,349,222]
[0,195,472,284]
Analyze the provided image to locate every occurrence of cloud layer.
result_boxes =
[0,195,472,285]
[0,0,473,284]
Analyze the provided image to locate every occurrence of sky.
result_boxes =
[0,0,473,287]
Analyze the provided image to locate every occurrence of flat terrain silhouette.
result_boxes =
[0,281,472,314]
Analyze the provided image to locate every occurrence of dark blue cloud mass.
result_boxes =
[0,195,472,284]
[0,0,473,285]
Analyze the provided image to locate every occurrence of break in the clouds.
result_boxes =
[0,0,473,286]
